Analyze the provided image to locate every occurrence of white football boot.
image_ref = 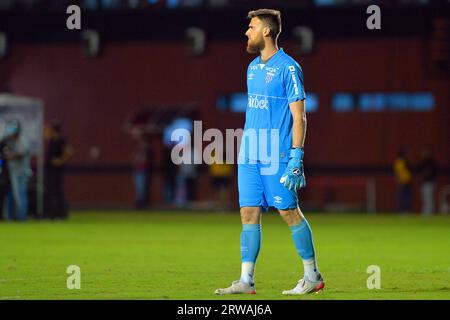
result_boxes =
[282,275,325,295]
[214,280,256,295]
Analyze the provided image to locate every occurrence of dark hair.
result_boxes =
[247,9,282,39]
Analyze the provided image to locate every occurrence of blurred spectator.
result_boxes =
[0,136,11,220]
[208,150,233,209]
[417,145,437,216]
[394,150,413,213]
[131,127,153,208]
[2,120,31,221]
[162,143,177,204]
[174,141,201,207]
[45,122,74,220]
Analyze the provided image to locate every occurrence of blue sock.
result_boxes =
[240,224,261,285]
[290,219,321,281]
[290,219,315,260]
[240,224,261,263]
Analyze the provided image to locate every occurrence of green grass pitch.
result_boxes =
[0,211,449,300]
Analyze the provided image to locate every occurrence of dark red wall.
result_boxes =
[1,37,449,211]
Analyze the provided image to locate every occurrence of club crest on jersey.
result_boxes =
[248,73,255,80]
[265,72,275,83]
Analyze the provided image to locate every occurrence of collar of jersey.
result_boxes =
[258,48,284,66]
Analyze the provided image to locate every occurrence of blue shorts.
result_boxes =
[238,161,299,211]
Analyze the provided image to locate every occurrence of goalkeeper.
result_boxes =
[215,9,324,295]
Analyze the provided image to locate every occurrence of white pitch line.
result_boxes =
[0,276,63,282]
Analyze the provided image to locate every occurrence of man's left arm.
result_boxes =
[280,63,307,191]
[279,100,307,191]
[289,100,307,149]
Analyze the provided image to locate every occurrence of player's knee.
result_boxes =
[279,208,303,226]
[240,207,260,224]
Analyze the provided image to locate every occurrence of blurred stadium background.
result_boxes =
[0,0,449,300]
[1,0,449,215]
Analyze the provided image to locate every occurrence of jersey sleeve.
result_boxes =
[283,63,306,103]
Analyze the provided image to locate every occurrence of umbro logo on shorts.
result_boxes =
[274,196,283,204]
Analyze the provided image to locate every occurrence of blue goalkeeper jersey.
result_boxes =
[239,48,306,164]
